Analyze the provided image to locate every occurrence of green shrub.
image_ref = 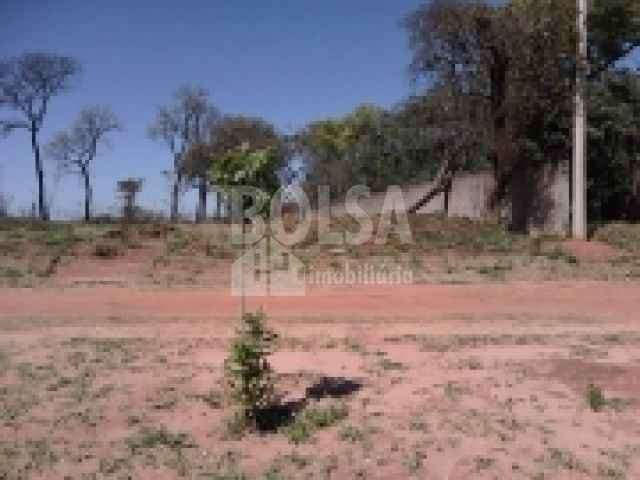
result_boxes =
[224,311,278,428]
[586,384,606,412]
[283,402,348,444]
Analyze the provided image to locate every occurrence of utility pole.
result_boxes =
[572,0,588,239]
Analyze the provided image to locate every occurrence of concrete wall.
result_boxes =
[445,171,495,219]
[329,167,570,235]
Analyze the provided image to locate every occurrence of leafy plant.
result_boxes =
[224,311,278,428]
[282,402,349,444]
[586,383,606,412]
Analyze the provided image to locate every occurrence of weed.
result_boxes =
[597,463,626,480]
[16,362,58,383]
[476,259,513,278]
[408,415,429,432]
[263,466,286,480]
[191,390,223,409]
[302,402,349,428]
[99,457,131,475]
[43,227,75,248]
[150,386,179,410]
[152,255,170,267]
[166,229,189,255]
[26,439,58,470]
[475,457,496,471]
[127,426,196,453]
[223,411,250,439]
[543,448,586,473]
[403,448,427,475]
[283,416,313,444]
[283,402,349,444]
[377,358,405,371]
[338,424,364,443]
[457,357,483,370]
[263,452,314,478]
[0,267,23,279]
[443,381,469,401]
[0,349,9,371]
[409,251,423,271]
[283,452,314,470]
[203,450,247,480]
[586,383,606,412]
[546,246,579,264]
[343,337,365,353]
[607,397,634,412]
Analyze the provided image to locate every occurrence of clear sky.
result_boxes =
[1,1,638,219]
[0,0,425,218]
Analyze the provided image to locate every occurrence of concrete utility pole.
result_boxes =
[572,0,588,239]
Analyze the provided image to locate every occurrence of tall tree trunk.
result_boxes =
[631,163,640,220]
[196,176,207,223]
[214,191,221,219]
[488,51,514,227]
[171,181,179,222]
[83,170,92,222]
[170,152,181,223]
[31,124,47,220]
[443,178,451,217]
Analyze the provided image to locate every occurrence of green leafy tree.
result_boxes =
[183,115,285,218]
[404,0,640,229]
[588,71,640,220]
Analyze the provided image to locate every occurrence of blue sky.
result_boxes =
[0,0,424,218]
[1,1,638,219]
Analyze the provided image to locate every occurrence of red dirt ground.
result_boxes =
[2,281,640,479]
[1,281,638,327]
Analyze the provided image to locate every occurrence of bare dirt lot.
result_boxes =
[2,280,640,479]
[1,219,640,479]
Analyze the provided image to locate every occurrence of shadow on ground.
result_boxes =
[255,376,362,432]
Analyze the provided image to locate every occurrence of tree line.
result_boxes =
[0,55,286,222]
[299,0,640,226]
[1,0,639,227]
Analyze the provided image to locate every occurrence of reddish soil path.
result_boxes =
[1,281,638,326]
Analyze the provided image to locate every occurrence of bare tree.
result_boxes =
[0,52,81,220]
[149,86,218,223]
[47,106,121,221]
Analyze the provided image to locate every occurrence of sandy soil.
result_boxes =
[1,280,640,479]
